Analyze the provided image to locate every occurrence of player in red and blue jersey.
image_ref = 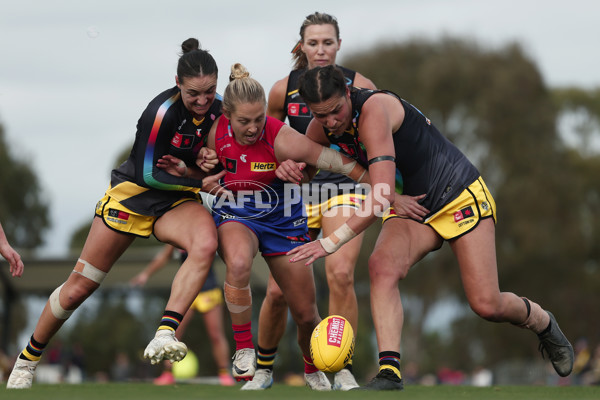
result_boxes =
[7,38,225,389]
[158,63,368,390]
[250,13,378,391]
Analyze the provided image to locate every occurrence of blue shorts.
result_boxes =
[212,191,310,256]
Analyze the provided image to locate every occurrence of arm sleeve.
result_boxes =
[133,95,205,192]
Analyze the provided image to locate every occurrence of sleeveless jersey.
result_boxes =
[324,88,481,218]
[213,116,303,224]
[109,86,222,215]
[285,66,357,191]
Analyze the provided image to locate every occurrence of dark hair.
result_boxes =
[298,65,347,104]
[177,38,218,83]
[292,12,340,70]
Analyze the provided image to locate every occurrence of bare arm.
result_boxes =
[273,125,366,183]
[130,244,175,287]
[267,77,288,121]
[0,222,24,277]
[353,72,377,90]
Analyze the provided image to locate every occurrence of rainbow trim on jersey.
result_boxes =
[142,92,189,191]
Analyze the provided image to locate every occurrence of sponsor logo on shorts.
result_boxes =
[454,206,474,222]
[107,208,130,225]
[292,217,306,227]
[251,162,276,171]
[481,201,489,211]
[286,234,310,244]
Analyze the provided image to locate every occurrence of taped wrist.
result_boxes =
[319,223,357,253]
[224,282,252,313]
[316,147,357,176]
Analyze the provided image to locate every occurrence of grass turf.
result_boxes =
[1,383,599,400]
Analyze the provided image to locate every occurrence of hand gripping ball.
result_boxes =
[310,315,355,373]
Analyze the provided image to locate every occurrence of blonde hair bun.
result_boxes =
[229,63,250,81]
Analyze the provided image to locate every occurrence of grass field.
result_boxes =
[1,383,599,400]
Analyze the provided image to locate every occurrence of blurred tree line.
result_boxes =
[2,36,599,383]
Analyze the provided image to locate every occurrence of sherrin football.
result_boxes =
[310,315,355,373]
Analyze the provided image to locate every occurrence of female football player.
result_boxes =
[289,65,574,390]
[158,63,369,391]
[7,38,225,389]
[248,12,379,391]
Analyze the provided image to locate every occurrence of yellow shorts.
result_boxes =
[190,287,224,313]
[305,193,366,230]
[383,177,496,240]
[95,184,202,238]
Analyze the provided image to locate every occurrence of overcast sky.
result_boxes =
[1,0,598,257]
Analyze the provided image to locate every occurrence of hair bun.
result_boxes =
[181,38,200,54]
[229,63,250,81]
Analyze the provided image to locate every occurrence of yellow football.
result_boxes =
[310,315,355,373]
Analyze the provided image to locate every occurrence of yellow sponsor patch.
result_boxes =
[251,162,276,171]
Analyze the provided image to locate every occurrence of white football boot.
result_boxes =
[144,329,187,365]
[333,368,359,390]
[7,358,39,389]
[304,370,331,391]
[240,368,273,390]
[232,348,256,381]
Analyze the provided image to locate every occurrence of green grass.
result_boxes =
[1,383,599,400]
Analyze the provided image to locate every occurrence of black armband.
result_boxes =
[368,155,396,165]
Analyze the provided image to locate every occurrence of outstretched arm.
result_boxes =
[130,244,175,287]
[0,222,24,277]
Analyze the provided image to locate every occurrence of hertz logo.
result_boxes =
[251,162,276,171]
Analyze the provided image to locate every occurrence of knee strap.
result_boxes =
[223,282,252,313]
[74,258,107,284]
[49,283,74,320]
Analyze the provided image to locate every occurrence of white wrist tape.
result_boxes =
[316,147,357,176]
[318,223,357,253]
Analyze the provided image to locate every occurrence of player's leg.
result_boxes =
[320,206,363,390]
[242,274,284,390]
[359,217,442,391]
[257,275,287,361]
[267,255,330,391]
[450,218,573,376]
[217,221,259,381]
[144,201,218,365]
[7,217,134,389]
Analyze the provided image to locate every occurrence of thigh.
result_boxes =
[266,255,317,312]
[79,217,136,272]
[217,221,259,286]
[154,201,217,251]
[449,218,500,299]
[373,217,443,276]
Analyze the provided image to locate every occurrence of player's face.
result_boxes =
[177,74,218,119]
[302,24,341,69]
[309,91,352,135]
[228,101,266,146]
